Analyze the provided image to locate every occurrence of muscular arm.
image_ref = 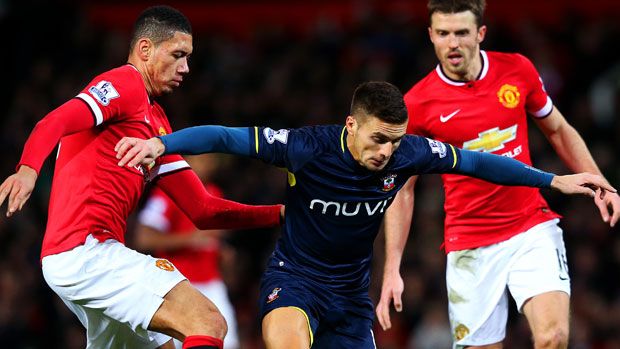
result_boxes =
[134,225,221,253]
[534,107,620,226]
[376,175,417,331]
[156,169,282,230]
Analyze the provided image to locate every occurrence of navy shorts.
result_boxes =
[259,267,376,348]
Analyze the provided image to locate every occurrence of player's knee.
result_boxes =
[533,327,568,349]
[193,309,227,339]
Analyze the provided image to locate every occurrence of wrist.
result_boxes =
[17,164,38,179]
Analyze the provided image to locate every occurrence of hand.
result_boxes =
[593,188,620,228]
[115,137,165,168]
[0,165,37,217]
[550,173,616,198]
[375,270,404,331]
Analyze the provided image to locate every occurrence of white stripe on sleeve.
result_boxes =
[148,160,190,181]
[531,96,553,118]
[76,93,104,126]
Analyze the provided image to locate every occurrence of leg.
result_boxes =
[522,291,569,349]
[149,280,227,341]
[262,307,311,349]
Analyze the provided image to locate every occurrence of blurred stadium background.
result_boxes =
[0,0,618,348]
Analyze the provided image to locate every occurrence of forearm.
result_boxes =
[158,169,282,230]
[456,149,554,188]
[383,177,415,275]
[160,126,251,156]
[547,124,603,175]
[135,226,196,252]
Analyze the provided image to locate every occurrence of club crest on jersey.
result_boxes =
[497,84,520,108]
[381,174,397,191]
[159,127,167,136]
[454,323,470,341]
[426,138,447,158]
[462,125,518,153]
[155,259,175,272]
[88,80,119,106]
[267,287,282,303]
[263,128,289,144]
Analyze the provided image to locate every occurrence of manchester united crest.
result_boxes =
[454,323,470,341]
[158,126,167,136]
[155,259,175,272]
[381,174,397,192]
[497,84,520,108]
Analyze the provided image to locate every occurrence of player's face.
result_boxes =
[147,31,193,96]
[346,115,407,171]
[429,11,486,81]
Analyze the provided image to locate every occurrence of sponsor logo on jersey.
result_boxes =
[267,287,282,303]
[88,80,119,106]
[309,197,392,216]
[462,125,517,153]
[155,259,175,271]
[439,109,461,123]
[426,138,447,158]
[497,84,520,108]
[454,323,470,341]
[382,174,397,191]
[263,127,289,144]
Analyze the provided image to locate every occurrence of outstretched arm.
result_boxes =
[376,176,417,331]
[535,107,620,227]
[0,99,95,217]
[116,126,251,167]
[456,148,616,197]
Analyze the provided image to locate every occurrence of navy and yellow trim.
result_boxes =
[254,126,259,154]
[449,144,458,168]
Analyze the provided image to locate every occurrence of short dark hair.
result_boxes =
[428,0,486,27]
[350,82,407,124]
[130,5,192,50]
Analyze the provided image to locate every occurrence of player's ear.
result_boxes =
[136,38,153,61]
[477,25,487,44]
[345,115,357,135]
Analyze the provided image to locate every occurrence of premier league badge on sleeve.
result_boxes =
[88,80,120,106]
[381,174,397,192]
[263,128,289,144]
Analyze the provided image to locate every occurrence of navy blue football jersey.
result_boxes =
[251,125,459,292]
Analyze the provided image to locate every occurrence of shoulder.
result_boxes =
[88,65,145,98]
[487,51,534,72]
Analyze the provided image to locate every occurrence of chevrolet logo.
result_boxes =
[462,125,517,152]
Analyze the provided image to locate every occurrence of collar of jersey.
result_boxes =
[436,50,489,86]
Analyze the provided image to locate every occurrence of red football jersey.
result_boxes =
[138,185,223,283]
[406,51,561,252]
[40,65,189,257]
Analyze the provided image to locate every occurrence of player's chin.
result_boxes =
[366,160,387,171]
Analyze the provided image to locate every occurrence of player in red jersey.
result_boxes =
[376,1,620,348]
[0,6,281,349]
[135,154,240,349]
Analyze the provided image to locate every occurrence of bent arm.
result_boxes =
[157,169,282,230]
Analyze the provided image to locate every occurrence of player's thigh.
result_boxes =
[150,279,227,340]
[262,307,311,349]
[446,247,512,347]
[522,291,569,339]
[194,280,239,349]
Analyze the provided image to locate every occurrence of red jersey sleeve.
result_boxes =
[75,67,143,126]
[156,169,283,230]
[517,54,554,118]
[404,88,426,136]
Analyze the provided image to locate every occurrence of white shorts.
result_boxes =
[42,235,187,349]
[446,219,570,348]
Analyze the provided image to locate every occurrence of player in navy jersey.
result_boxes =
[0,6,282,349]
[114,81,614,349]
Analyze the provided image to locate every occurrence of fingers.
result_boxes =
[376,297,392,331]
[115,137,138,161]
[594,193,611,224]
[0,180,10,209]
[607,193,620,228]
[117,144,144,168]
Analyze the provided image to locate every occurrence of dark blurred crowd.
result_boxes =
[0,1,619,348]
